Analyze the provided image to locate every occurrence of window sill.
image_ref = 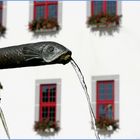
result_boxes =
[88,23,118,29]
[33,27,60,33]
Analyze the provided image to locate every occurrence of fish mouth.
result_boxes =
[53,51,72,65]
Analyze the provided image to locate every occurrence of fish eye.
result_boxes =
[47,46,54,53]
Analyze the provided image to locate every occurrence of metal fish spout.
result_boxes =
[0,42,72,69]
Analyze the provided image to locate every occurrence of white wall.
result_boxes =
[0,1,140,139]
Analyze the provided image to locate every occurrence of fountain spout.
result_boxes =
[0,42,72,69]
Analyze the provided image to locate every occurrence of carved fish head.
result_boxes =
[42,42,72,65]
[23,42,72,65]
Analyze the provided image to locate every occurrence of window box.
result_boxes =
[34,119,60,135]
[87,14,121,28]
[96,117,119,132]
[29,18,60,33]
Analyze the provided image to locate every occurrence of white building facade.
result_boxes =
[0,1,140,139]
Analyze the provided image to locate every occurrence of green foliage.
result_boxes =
[95,117,119,131]
[29,18,60,32]
[87,14,121,27]
[34,119,60,133]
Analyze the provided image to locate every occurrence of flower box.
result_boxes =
[34,119,60,135]
[29,18,60,33]
[95,117,119,132]
[87,14,122,28]
[0,24,6,36]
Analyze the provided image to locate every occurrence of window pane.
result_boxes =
[48,5,57,19]
[106,105,113,119]
[107,83,113,89]
[99,83,105,89]
[49,107,55,122]
[36,5,45,20]
[42,107,48,119]
[106,83,113,100]
[99,104,105,118]
[93,1,103,15]
[108,93,113,100]
[99,104,113,119]
[99,83,106,100]
[42,86,49,102]
[35,0,44,2]
[0,1,3,5]
[99,94,105,100]
[50,96,55,102]
[106,1,116,15]
[99,88,104,94]
[0,9,2,24]
[98,82,114,100]
[50,85,56,102]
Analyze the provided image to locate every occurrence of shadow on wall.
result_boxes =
[35,131,60,137]
[31,29,61,38]
[28,26,61,39]
[97,129,116,137]
[89,25,121,36]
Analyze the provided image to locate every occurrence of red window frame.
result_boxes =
[91,0,118,16]
[39,84,57,122]
[96,80,114,120]
[33,1,58,20]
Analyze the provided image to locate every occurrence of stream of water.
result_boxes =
[0,107,10,139]
[70,59,100,140]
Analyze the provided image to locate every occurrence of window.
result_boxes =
[91,0,117,16]
[0,1,6,35]
[0,1,3,24]
[96,81,114,119]
[34,1,58,20]
[87,0,121,31]
[35,79,61,132]
[92,75,119,125]
[29,1,61,32]
[40,84,56,122]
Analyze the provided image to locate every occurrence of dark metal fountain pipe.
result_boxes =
[0,42,72,69]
